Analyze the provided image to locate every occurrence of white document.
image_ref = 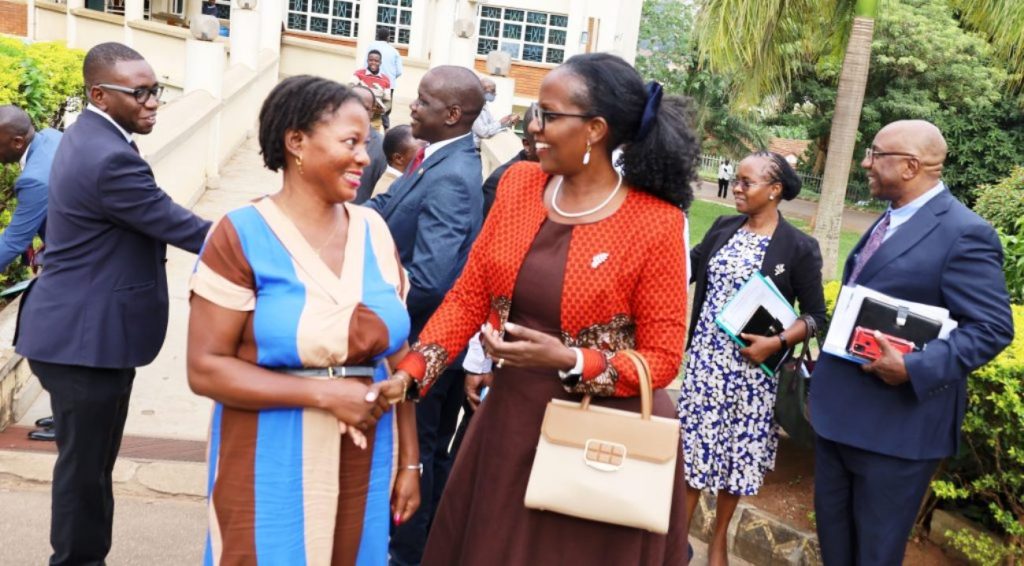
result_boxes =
[822,285,958,363]
[716,273,798,338]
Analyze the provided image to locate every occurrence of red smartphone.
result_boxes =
[848,326,916,361]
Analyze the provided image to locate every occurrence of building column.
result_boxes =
[565,0,587,60]
[66,0,84,47]
[407,0,427,59]
[427,0,454,68]
[123,0,145,44]
[230,0,261,71]
[258,0,281,55]
[355,0,377,64]
[184,38,226,188]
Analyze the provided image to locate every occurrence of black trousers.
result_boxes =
[717,178,730,198]
[814,435,939,565]
[389,363,465,566]
[31,360,135,566]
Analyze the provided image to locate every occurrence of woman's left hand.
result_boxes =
[391,467,421,526]
[738,333,782,365]
[480,322,576,370]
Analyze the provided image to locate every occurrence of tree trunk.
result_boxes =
[812,16,875,280]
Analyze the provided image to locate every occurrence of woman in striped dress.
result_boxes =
[187,76,419,565]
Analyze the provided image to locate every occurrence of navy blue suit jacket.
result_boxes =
[0,128,62,271]
[364,133,482,339]
[15,110,211,368]
[810,188,1013,460]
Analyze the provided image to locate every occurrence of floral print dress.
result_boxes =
[679,229,778,496]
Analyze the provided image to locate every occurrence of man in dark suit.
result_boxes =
[810,120,1013,564]
[365,65,484,566]
[0,105,63,441]
[15,43,211,566]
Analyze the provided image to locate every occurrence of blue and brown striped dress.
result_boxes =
[190,197,410,565]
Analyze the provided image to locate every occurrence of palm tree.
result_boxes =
[695,0,876,279]
[695,0,1024,278]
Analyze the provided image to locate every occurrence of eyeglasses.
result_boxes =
[729,179,774,190]
[864,147,917,165]
[97,83,164,105]
[529,104,595,132]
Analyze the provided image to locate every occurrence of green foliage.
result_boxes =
[0,38,84,129]
[636,0,768,157]
[933,304,1024,563]
[973,166,1024,234]
[998,219,1024,303]
[763,0,1024,201]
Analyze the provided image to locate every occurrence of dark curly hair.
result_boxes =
[749,151,802,200]
[258,75,359,171]
[561,53,699,209]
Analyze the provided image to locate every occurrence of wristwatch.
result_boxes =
[557,347,584,388]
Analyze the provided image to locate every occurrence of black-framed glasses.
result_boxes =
[97,83,164,104]
[729,179,774,190]
[864,147,917,164]
[529,104,595,131]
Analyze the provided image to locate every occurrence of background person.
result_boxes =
[14,42,212,566]
[717,158,732,198]
[680,151,826,565]
[352,84,388,204]
[365,26,403,130]
[471,76,519,148]
[389,52,699,565]
[372,124,424,198]
[0,105,62,442]
[811,120,1013,564]
[351,50,391,133]
[478,103,539,217]
[187,75,419,564]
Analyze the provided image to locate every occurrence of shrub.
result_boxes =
[932,304,1024,564]
[973,167,1024,233]
[998,218,1024,304]
[0,40,85,295]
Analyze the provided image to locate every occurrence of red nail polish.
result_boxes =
[394,513,402,525]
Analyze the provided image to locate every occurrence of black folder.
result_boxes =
[739,306,791,373]
[847,297,943,352]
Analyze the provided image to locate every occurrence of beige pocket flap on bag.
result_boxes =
[540,399,679,464]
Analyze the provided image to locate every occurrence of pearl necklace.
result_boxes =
[550,172,624,218]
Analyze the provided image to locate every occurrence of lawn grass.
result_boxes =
[688,199,859,277]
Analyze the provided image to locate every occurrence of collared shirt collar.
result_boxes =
[386,165,403,177]
[423,132,471,161]
[86,104,134,144]
[18,136,33,169]
[879,181,945,242]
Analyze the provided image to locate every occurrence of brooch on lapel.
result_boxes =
[774,263,786,276]
[591,252,609,269]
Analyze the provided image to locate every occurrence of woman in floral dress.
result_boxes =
[679,152,826,565]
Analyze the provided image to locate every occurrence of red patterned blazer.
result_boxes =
[398,162,689,397]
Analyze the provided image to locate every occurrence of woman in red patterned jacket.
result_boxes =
[389,53,700,565]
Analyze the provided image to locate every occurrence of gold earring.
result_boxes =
[295,154,304,175]
[582,140,591,165]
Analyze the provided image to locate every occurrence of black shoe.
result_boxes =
[27,427,56,441]
[34,415,54,428]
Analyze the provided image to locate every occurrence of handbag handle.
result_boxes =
[579,349,653,420]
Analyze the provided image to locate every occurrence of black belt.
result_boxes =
[281,365,377,379]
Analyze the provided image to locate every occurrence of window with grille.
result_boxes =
[376,0,412,45]
[476,5,567,64]
[286,0,361,39]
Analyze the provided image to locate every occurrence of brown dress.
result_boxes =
[421,220,690,565]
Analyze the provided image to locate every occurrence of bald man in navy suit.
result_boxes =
[810,120,1013,565]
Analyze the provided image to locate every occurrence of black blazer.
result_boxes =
[15,110,211,368]
[688,212,827,346]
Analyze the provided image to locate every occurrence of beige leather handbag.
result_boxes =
[523,350,680,534]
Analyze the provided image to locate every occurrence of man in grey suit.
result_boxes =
[365,65,484,566]
[15,43,211,566]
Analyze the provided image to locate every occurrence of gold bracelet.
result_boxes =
[399,463,422,473]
